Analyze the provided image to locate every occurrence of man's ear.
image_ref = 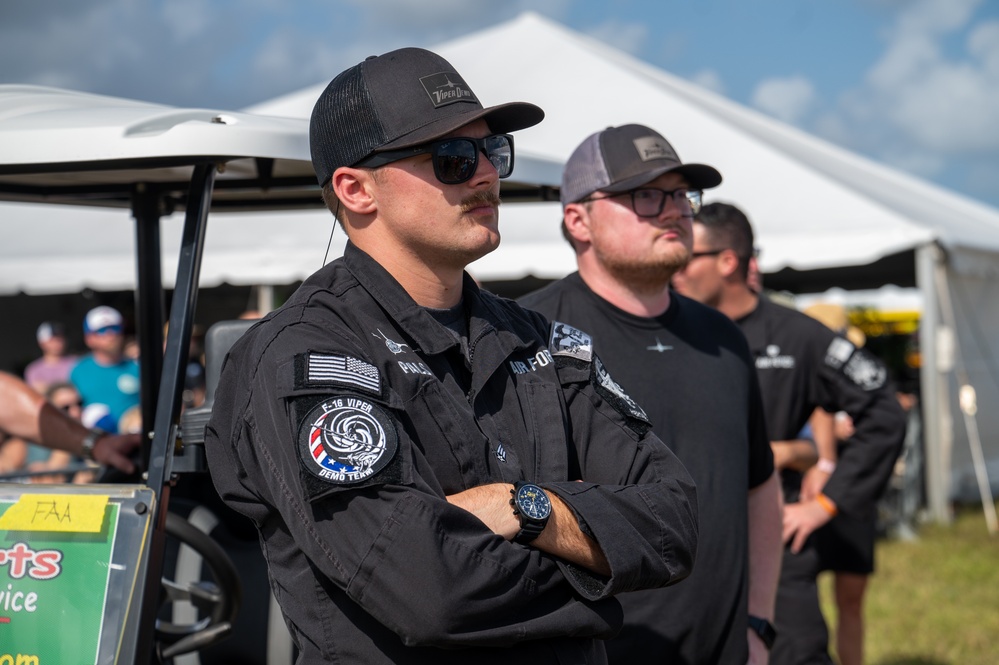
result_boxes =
[563,203,592,246]
[718,249,741,279]
[332,167,377,216]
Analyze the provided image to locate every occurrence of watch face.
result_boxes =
[515,484,552,520]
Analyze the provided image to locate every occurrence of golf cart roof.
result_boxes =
[0,84,319,210]
[0,84,559,210]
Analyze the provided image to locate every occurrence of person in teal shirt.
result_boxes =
[69,306,140,433]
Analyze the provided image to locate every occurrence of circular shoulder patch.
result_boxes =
[298,395,398,485]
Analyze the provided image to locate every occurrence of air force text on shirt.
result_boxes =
[509,349,555,375]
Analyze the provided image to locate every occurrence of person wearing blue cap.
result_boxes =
[69,305,140,434]
[205,48,698,664]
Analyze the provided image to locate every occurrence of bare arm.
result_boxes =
[447,483,610,576]
[0,371,140,474]
[0,436,28,473]
[747,471,783,663]
[770,438,818,472]
[801,408,839,501]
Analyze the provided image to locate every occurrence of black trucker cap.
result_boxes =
[309,47,545,186]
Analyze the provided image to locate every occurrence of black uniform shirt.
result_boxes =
[205,242,698,664]
[737,296,905,515]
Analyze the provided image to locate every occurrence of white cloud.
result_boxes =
[161,0,215,42]
[584,19,649,55]
[691,69,726,95]
[751,76,816,124]
[803,0,999,202]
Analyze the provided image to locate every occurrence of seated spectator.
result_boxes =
[24,321,78,393]
[25,382,93,484]
[70,306,140,429]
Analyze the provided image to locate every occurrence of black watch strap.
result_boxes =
[514,516,546,544]
[748,615,777,650]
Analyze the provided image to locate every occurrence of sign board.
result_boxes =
[0,484,154,665]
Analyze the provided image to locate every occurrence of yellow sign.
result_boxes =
[0,494,109,533]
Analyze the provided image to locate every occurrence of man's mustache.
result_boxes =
[461,191,501,213]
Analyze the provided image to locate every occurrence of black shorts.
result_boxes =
[814,510,876,575]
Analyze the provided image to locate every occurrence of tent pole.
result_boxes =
[258,283,275,314]
[917,243,951,524]
[933,252,998,535]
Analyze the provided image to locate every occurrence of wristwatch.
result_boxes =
[81,427,107,461]
[748,615,777,650]
[510,481,552,544]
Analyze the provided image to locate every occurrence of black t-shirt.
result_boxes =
[736,296,906,514]
[521,272,773,665]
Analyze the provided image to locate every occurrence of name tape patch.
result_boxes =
[306,353,381,394]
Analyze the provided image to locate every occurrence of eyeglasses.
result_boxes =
[357,134,515,185]
[57,400,83,412]
[580,187,702,217]
[689,249,725,259]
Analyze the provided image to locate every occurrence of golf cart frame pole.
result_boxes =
[133,163,217,664]
[133,184,167,440]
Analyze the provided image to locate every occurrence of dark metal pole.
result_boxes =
[133,184,166,456]
[133,163,217,664]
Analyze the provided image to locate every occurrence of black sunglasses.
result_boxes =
[357,134,515,185]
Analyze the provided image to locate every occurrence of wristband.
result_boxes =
[748,615,777,650]
[816,492,838,517]
[816,458,837,474]
[81,427,106,462]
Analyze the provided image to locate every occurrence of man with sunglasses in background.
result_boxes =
[206,50,698,664]
[70,305,140,434]
[673,202,905,665]
[522,124,783,665]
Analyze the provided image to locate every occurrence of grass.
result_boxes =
[818,502,999,665]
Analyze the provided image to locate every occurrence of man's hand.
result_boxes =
[92,432,143,475]
[747,629,770,665]
[782,499,834,553]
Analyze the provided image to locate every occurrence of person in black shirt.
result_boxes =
[204,50,698,664]
[521,124,782,665]
[673,202,905,665]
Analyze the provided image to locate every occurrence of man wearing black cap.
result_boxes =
[205,50,698,664]
[522,124,783,664]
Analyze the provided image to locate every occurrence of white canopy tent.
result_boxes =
[2,14,998,518]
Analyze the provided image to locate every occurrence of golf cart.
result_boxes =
[0,84,561,664]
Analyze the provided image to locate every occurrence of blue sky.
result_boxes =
[2,0,997,208]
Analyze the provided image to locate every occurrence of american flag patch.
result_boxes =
[307,353,381,393]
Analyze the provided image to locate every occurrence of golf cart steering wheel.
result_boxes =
[155,511,243,660]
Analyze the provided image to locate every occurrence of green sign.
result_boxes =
[0,500,120,665]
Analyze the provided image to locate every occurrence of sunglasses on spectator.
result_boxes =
[357,134,514,185]
[58,400,84,412]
